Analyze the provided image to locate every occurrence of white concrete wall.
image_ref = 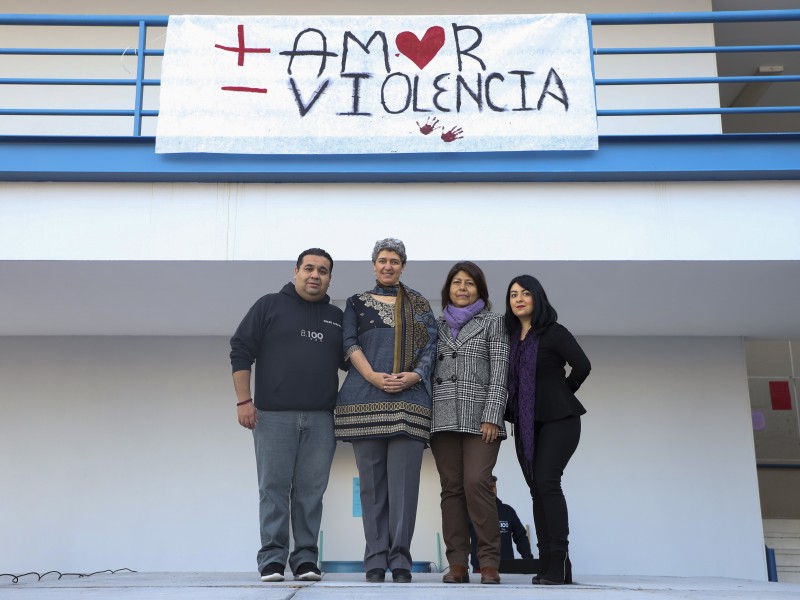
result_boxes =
[2,180,799,262]
[0,335,765,579]
[0,0,771,582]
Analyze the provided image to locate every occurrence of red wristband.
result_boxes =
[236,398,253,406]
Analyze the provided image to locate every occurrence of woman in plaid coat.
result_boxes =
[430,261,510,585]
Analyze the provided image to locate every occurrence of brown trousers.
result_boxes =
[430,432,501,569]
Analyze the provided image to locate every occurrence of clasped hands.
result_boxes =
[370,371,421,393]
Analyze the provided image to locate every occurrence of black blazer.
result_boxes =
[528,322,591,422]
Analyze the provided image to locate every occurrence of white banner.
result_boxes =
[155,14,598,154]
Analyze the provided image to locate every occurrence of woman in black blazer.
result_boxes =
[504,275,590,586]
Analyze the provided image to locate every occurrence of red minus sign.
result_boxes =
[221,86,268,93]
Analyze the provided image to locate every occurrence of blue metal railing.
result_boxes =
[1,10,799,137]
[587,10,800,120]
[0,15,165,134]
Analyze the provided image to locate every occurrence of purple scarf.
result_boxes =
[507,330,540,479]
[442,299,485,339]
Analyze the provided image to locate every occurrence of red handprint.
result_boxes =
[416,117,440,135]
[441,126,464,143]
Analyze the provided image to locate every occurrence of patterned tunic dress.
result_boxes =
[335,290,437,443]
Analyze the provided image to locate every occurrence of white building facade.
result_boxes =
[1,0,799,581]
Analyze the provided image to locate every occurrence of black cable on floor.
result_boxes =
[0,568,136,584]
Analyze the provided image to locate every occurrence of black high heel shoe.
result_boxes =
[538,551,572,585]
[532,552,550,584]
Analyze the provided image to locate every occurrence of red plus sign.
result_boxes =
[214,24,271,67]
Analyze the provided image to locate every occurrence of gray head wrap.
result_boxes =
[372,237,407,265]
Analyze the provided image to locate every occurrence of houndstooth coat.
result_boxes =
[431,310,510,438]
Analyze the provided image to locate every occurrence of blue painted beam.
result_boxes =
[597,75,800,85]
[586,9,800,25]
[600,107,800,116]
[0,48,164,56]
[0,109,159,116]
[2,10,799,27]
[0,78,159,85]
[596,45,800,55]
[0,15,168,26]
[0,134,798,183]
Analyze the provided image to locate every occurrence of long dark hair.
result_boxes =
[441,261,491,311]
[504,274,557,335]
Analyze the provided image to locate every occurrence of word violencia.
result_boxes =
[214,23,571,117]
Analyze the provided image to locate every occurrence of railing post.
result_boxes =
[133,20,147,136]
[586,18,599,122]
[765,545,778,582]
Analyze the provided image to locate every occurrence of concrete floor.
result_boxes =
[2,572,800,600]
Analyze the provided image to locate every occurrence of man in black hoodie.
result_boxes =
[230,248,344,583]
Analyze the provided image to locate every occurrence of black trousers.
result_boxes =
[514,415,581,555]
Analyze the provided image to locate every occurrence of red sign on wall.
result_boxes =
[769,380,792,411]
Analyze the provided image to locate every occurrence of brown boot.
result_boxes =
[480,566,501,584]
[442,564,469,583]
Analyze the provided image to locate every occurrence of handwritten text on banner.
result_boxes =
[155,14,598,154]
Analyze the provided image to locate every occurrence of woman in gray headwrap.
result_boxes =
[335,237,437,584]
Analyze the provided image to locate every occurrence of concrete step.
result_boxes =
[775,549,800,568]
[765,534,800,551]
[776,567,800,583]
[764,518,800,583]
[764,518,800,535]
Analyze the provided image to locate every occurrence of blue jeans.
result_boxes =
[252,409,335,572]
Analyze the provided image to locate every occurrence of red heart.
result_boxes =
[396,26,445,70]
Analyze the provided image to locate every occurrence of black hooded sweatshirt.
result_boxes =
[230,283,344,411]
